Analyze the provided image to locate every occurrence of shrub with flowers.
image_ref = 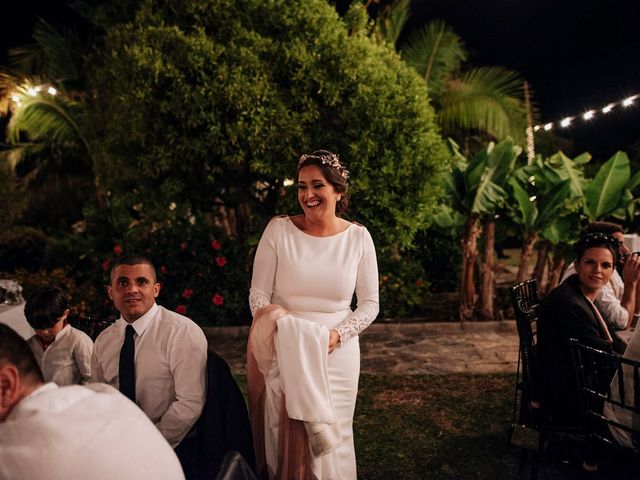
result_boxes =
[97,217,252,326]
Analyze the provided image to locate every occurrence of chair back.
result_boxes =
[570,338,640,454]
[510,279,541,402]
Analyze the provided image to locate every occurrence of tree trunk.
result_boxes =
[476,219,496,321]
[459,215,481,322]
[516,232,538,282]
[546,253,566,294]
[534,240,550,295]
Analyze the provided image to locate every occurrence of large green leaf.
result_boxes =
[584,151,630,220]
[470,138,517,214]
[627,170,640,192]
[545,151,588,198]
[536,179,571,226]
[541,214,579,246]
[508,176,537,229]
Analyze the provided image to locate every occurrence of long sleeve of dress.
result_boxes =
[249,220,279,317]
[334,227,379,344]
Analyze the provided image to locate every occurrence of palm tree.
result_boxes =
[0,19,91,167]
[371,2,528,144]
[0,19,103,220]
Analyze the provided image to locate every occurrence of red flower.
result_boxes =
[160,265,168,275]
[176,304,187,315]
[415,278,424,287]
[212,294,224,306]
[113,244,123,256]
[101,259,110,272]
[182,288,194,299]
[180,241,188,251]
[211,240,221,250]
[216,256,228,267]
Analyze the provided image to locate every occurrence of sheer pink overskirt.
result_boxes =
[247,304,315,480]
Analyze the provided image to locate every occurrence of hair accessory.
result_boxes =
[298,152,349,180]
[574,231,621,261]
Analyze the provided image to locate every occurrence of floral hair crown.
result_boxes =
[298,152,349,180]
[574,232,621,261]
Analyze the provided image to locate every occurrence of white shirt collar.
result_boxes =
[118,303,159,337]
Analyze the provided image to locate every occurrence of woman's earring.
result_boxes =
[337,195,342,201]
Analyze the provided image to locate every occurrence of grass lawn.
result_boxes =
[354,374,520,479]
[235,373,521,479]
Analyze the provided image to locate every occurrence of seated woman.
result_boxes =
[538,232,620,427]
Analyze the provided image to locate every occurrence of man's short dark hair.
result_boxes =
[24,287,69,330]
[583,221,624,237]
[110,254,157,283]
[0,324,44,383]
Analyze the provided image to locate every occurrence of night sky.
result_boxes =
[2,0,639,160]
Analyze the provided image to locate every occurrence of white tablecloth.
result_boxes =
[0,303,34,340]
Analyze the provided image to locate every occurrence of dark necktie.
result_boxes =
[119,324,136,402]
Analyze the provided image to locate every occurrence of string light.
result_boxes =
[533,93,639,132]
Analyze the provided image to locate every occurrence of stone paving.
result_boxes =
[203,320,519,376]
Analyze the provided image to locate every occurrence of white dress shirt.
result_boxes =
[91,303,207,447]
[0,383,185,480]
[27,324,93,386]
[562,264,628,330]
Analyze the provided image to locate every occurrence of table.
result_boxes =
[612,327,635,354]
[0,303,34,340]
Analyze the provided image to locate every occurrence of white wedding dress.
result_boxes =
[249,216,379,479]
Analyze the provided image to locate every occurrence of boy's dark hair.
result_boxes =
[110,254,157,283]
[0,324,44,383]
[24,287,69,330]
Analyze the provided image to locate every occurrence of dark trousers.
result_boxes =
[175,435,197,479]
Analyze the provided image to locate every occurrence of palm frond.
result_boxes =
[8,19,81,84]
[372,0,411,47]
[7,94,82,145]
[438,66,528,142]
[401,20,466,98]
[33,19,81,83]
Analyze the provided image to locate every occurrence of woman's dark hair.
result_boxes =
[24,287,69,330]
[574,232,619,264]
[297,149,350,216]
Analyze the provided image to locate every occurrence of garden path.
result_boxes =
[203,320,519,376]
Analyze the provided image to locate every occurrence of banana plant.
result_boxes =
[507,154,573,282]
[437,137,519,321]
[584,151,633,222]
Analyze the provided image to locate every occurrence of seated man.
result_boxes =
[562,222,640,331]
[91,254,208,456]
[0,324,185,480]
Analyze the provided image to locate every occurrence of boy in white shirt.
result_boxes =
[24,287,93,385]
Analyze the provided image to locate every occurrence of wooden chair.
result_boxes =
[510,279,541,430]
[510,279,583,478]
[570,339,640,473]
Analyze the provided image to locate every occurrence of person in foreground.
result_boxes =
[247,150,379,479]
[0,324,185,480]
[538,232,629,428]
[91,254,208,459]
[24,286,93,386]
